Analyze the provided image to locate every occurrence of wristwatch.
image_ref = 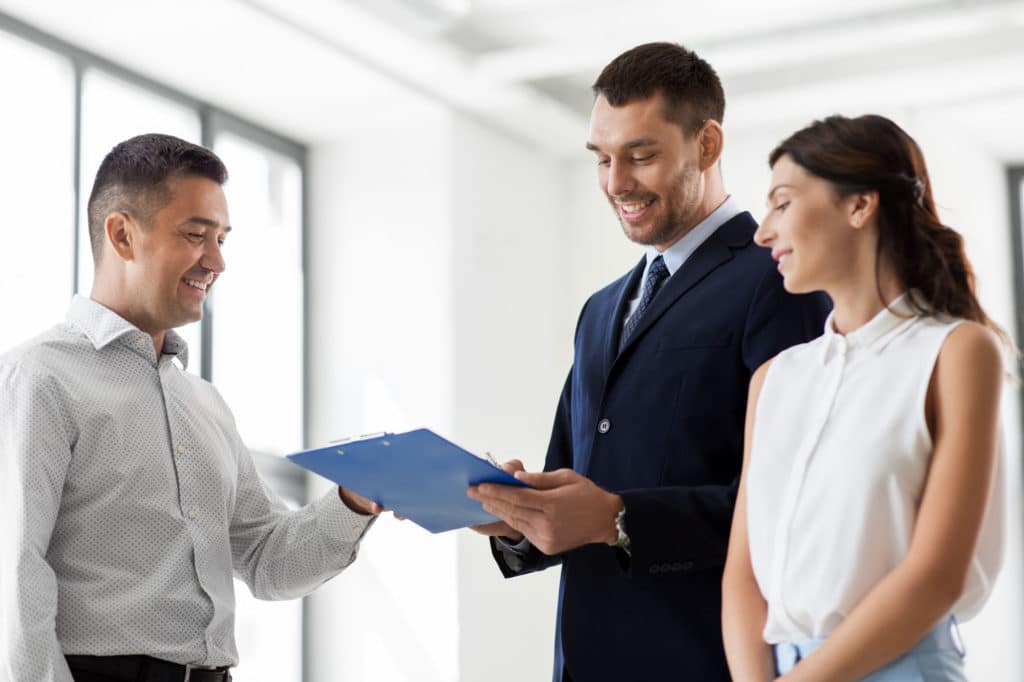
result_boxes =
[613,508,631,554]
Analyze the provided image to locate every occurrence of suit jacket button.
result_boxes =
[597,418,611,434]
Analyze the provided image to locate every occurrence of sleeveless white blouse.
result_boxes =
[746,295,1004,643]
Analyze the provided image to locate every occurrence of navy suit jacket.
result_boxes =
[491,212,831,682]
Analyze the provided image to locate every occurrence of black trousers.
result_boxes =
[67,669,119,682]
[66,655,231,682]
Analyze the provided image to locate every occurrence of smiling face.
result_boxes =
[108,174,230,334]
[755,154,866,294]
[587,93,707,250]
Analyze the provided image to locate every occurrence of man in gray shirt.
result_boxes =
[0,134,380,681]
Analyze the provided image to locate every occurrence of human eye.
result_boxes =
[774,201,790,213]
[596,156,610,167]
[631,153,655,163]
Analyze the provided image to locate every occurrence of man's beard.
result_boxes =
[616,161,701,247]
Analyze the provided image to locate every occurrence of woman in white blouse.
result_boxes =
[722,114,1008,681]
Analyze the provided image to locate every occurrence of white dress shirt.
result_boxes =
[0,296,374,680]
[746,295,1005,643]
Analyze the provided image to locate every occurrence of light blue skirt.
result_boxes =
[773,617,967,681]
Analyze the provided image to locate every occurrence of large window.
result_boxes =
[0,31,74,354]
[212,131,304,454]
[0,17,307,678]
[77,69,204,369]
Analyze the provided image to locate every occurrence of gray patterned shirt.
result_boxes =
[0,296,373,680]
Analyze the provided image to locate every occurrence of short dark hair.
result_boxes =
[87,133,228,263]
[592,42,725,136]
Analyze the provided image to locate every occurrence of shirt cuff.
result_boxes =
[493,534,531,574]
[314,488,376,549]
[494,535,531,555]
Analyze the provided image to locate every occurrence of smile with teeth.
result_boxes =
[184,278,211,292]
[773,250,792,269]
[617,198,655,215]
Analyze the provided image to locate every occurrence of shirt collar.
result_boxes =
[819,292,917,364]
[644,195,742,276]
[66,295,190,369]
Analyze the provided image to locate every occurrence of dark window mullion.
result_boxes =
[71,60,83,296]
[200,107,215,383]
[1008,167,1024,383]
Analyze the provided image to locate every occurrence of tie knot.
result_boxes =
[647,255,669,286]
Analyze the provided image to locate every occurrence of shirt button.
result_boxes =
[597,418,611,434]
[187,511,196,520]
[176,444,186,454]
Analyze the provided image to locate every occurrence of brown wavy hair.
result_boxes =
[770,114,1010,345]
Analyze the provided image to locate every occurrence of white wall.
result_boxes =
[305,105,462,682]
[305,109,574,681]
[449,114,570,682]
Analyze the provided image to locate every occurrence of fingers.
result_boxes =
[471,482,546,510]
[480,499,541,540]
[501,459,526,474]
[514,468,578,490]
[339,486,380,515]
[468,520,523,541]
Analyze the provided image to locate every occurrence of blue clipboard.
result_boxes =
[286,428,528,534]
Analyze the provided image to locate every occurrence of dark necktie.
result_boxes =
[620,255,670,351]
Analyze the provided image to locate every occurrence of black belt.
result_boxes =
[66,655,231,682]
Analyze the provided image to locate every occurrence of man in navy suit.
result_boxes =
[468,43,830,681]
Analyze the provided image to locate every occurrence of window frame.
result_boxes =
[0,11,307,393]
[1008,166,1024,428]
[0,8,313,677]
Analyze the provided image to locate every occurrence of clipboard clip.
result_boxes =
[330,431,389,455]
[329,431,387,445]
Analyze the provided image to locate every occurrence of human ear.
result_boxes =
[697,120,724,171]
[104,211,135,262]
[848,190,879,229]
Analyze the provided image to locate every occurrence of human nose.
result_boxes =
[201,239,226,274]
[604,159,635,198]
[754,215,775,248]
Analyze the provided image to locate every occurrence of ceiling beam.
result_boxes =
[242,0,587,157]
[472,0,1024,84]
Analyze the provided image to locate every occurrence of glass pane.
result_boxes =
[211,132,303,455]
[78,70,203,370]
[232,478,303,680]
[0,30,75,354]
[232,576,303,679]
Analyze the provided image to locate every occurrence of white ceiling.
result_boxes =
[1,0,1023,157]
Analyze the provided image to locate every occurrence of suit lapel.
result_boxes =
[615,213,756,359]
[603,257,646,376]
